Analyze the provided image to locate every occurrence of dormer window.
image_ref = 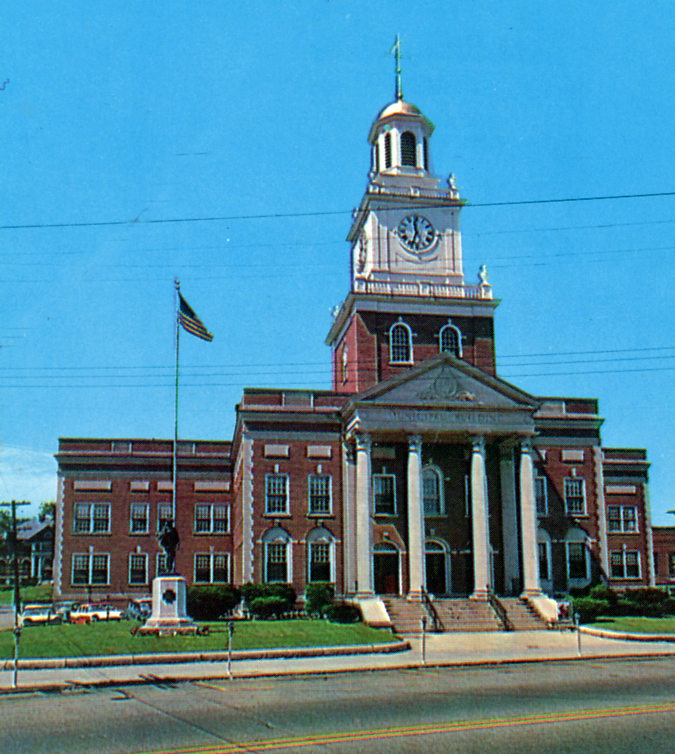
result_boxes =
[439,324,462,357]
[390,322,412,363]
[384,133,392,168]
[401,131,416,166]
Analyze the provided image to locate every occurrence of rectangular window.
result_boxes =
[535,477,548,516]
[130,503,149,534]
[71,553,110,586]
[156,553,169,577]
[157,503,173,532]
[309,475,331,515]
[309,542,331,582]
[564,478,586,515]
[538,542,550,580]
[373,474,396,515]
[129,553,148,585]
[72,554,89,585]
[193,553,229,584]
[567,542,587,580]
[266,542,287,582]
[265,474,289,515]
[607,505,638,533]
[669,553,675,577]
[611,550,641,579]
[194,503,229,533]
[73,503,110,534]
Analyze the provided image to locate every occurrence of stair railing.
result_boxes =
[421,587,444,632]
[487,588,514,632]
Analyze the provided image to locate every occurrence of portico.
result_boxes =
[343,354,544,601]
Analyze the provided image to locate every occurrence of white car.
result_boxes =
[19,605,63,627]
[69,603,123,623]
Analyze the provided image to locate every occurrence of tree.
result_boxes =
[39,502,56,522]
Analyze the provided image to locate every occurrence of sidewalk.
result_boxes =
[3,629,675,693]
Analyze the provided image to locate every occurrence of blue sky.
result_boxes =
[1,2,675,523]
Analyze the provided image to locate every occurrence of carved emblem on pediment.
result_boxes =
[417,365,479,404]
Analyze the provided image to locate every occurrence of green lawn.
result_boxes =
[0,619,395,660]
[0,584,53,605]
[587,616,675,634]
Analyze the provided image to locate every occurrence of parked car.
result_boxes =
[125,598,152,621]
[53,601,79,621]
[19,604,63,627]
[69,603,123,624]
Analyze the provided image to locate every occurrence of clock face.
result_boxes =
[397,214,435,252]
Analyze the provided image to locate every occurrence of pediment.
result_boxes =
[355,355,539,411]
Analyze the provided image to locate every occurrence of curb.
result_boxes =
[1,639,410,672]
[580,626,675,643]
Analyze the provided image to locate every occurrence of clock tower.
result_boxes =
[327,81,497,393]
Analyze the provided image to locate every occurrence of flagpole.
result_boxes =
[173,278,180,522]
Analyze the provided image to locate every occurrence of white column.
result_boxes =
[470,436,491,600]
[520,440,543,598]
[355,434,374,597]
[406,434,425,600]
[499,445,520,596]
[341,441,358,595]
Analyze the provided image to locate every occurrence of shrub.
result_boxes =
[324,603,361,624]
[589,584,619,609]
[571,597,609,623]
[619,588,675,617]
[241,583,296,615]
[186,584,240,621]
[305,583,334,617]
[248,596,289,619]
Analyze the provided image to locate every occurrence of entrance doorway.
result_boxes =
[425,541,448,595]
[373,542,400,595]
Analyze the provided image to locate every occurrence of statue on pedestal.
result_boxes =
[158,520,180,574]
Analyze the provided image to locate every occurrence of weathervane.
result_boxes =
[390,34,403,101]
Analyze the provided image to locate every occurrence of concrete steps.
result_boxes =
[381,596,548,634]
[499,597,548,630]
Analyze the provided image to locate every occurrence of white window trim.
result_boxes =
[307,536,335,584]
[308,474,332,516]
[566,541,589,582]
[535,476,548,517]
[71,552,110,586]
[128,552,148,585]
[389,321,413,364]
[156,552,170,578]
[439,324,462,357]
[610,549,642,580]
[265,473,290,515]
[194,502,230,534]
[372,473,397,516]
[538,540,551,581]
[73,502,111,534]
[130,502,149,534]
[157,502,173,532]
[264,538,292,583]
[607,504,639,534]
[422,466,445,517]
[193,552,230,584]
[564,477,587,516]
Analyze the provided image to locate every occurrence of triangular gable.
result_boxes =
[353,353,539,411]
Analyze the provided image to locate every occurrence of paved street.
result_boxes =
[3,657,675,753]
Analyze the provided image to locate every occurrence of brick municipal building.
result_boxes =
[53,79,661,630]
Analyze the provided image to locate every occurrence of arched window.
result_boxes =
[422,467,443,516]
[439,324,462,357]
[401,131,417,166]
[390,322,412,363]
[262,527,291,583]
[373,144,380,173]
[306,526,335,583]
[423,137,429,170]
[384,132,392,168]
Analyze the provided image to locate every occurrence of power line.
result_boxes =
[2,190,675,231]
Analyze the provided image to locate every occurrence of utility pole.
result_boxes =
[1,500,30,688]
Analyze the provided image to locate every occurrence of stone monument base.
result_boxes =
[138,575,197,636]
